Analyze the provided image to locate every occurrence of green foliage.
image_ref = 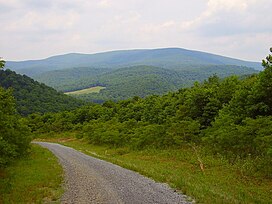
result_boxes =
[167,120,200,145]
[0,58,5,69]
[35,67,110,90]
[0,69,85,115]
[28,74,239,148]
[182,75,240,127]
[252,49,272,116]
[205,116,272,157]
[0,87,31,167]
[201,49,272,176]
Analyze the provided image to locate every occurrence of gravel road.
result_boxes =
[35,142,192,204]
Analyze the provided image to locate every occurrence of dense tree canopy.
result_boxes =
[35,65,258,103]
[27,73,252,148]
[0,69,85,115]
[204,48,272,163]
[0,61,31,167]
[0,58,5,69]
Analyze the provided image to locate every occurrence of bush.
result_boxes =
[204,116,272,159]
[0,87,31,167]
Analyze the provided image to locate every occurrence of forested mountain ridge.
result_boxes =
[35,67,112,91]
[55,65,258,103]
[6,48,261,77]
[37,64,258,92]
[0,69,85,115]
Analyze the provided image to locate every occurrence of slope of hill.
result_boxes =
[0,69,85,115]
[34,67,111,90]
[52,65,258,103]
[6,48,262,77]
[36,64,258,93]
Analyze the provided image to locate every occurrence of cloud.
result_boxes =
[2,1,79,34]
[181,0,271,36]
[97,0,111,8]
[207,0,250,12]
[0,0,271,61]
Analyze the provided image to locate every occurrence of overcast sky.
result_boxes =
[1,0,271,61]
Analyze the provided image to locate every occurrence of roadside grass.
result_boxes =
[39,135,272,204]
[64,86,106,95]
[0,144,63,204]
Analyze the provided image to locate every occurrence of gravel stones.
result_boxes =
[35,142,192,204]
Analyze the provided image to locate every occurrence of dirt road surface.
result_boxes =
[36,142,191,204]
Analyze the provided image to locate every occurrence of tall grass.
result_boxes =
[51,137,272,204]
[0,144,63,203]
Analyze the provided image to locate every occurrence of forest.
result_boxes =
[36,64,258,103]
[26,49,272,178]
[0,69,85,116]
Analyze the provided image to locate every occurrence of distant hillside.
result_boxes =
[0,69,85,115]
[6,48,262,77]
[35,67,111,90]
[48,65,258,103]
[35,65,258,93]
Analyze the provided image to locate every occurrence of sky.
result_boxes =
[1,0,271,61]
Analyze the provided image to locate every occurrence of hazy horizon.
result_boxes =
[6,47,262,63]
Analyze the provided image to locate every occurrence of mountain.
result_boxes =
[6,48,262,77]
[5,48,260,103]
[0,69,85,115]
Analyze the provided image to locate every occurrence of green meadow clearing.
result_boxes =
[65,86,106,95]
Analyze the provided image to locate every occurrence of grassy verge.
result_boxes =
[0,144,63,203]
[39,135,272,204]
